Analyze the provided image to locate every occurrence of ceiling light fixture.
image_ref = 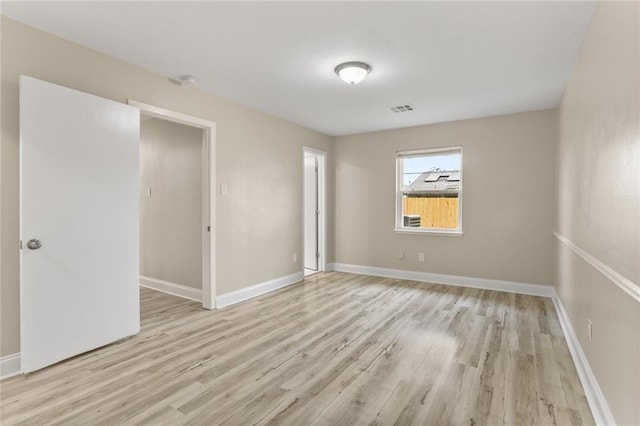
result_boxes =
[334,61,372,85]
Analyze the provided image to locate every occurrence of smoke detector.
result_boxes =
[178,75,197,86]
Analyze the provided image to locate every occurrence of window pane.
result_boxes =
[400,149,461,230]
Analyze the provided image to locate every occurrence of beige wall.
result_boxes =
[333,109,557,286]
[140,118,203,289]
[555,2,640,424]
[0,18,334,357]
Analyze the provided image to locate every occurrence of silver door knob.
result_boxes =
[27,239,42,250]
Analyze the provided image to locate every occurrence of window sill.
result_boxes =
[393,228,463,237]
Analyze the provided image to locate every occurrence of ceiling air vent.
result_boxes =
[390,104,415,113]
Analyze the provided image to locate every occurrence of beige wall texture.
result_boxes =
[333,109,557,286]
[555,2,640,425]
[0,18,334,357]
[140,118,203,290]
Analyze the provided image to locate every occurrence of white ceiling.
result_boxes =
[2,1,597,136]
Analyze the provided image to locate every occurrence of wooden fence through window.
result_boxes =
[403,196,458,229]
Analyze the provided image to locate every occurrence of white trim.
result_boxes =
[302,147,327,272]
[130,100,217,309]
[554,232,639,303]
[203,125,216,309]
[1,353,21,379]
[139,276,202,302]
[302,146,327,157]
[396,146,462,156]
[394,228,463,236]
[128,100,215,129]
[551,291,616,426]
[216,272,304,309]
[331,263,555,297]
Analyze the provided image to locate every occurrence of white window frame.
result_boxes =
[395,146,463,236]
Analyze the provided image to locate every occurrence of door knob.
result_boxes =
[27,239,42,250]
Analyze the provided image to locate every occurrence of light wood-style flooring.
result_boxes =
[1,272,594,425]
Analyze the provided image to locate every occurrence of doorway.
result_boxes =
[303,147,326,276]
[130,100,216,309]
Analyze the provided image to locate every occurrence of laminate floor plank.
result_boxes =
[0,272,594,425]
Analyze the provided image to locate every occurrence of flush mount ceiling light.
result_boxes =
[334,61,372,85]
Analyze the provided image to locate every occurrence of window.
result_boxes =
[396,147,462,235]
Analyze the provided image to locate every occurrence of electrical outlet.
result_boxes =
[418,253,425,262]
[397,251,405,260]
[293,253,297,263]
[587,319,593,341]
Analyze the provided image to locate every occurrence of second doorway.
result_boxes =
[303,147,326,276]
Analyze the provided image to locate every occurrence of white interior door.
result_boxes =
[304,154,318,271]
[20,76,140,373]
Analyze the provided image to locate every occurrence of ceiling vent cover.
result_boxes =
[390,104,415,113]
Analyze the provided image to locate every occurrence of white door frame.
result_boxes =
[302,147,327,273]
[129,100,217,309]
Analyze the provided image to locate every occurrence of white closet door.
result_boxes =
[20,76,140,373]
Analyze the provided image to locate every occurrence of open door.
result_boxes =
[19,76,140,373]
[303,147,326,275]
[304,154,319,272]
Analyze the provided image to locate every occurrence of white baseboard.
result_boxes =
[1,353,21,379]
[216,271,304,309]
[140,276,203,302]
[551,291,616,426]
[331,263,555,297]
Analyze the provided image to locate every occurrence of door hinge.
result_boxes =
[316,251,320,259]
[19,240,23,250]
[207,226,211,232]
